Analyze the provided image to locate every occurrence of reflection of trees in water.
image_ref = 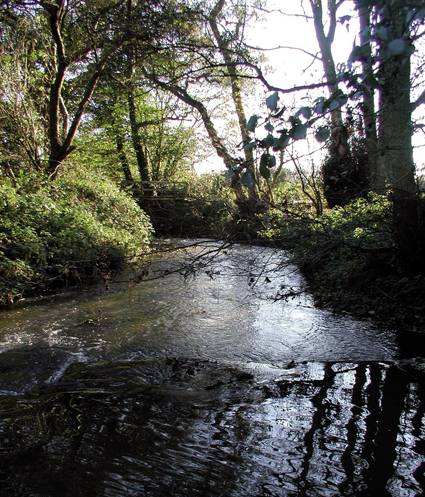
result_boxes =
[412,384,425,491]
[360,366,409,496]
[339,363,367,495]
[286,363,423,497]
[1,361,424,497]
[296,363,336,496]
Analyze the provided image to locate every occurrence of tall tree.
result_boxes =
[138,0,266,210]
[309,0,355,207]
[354,0,379,189]
[373,0,424,265]
[208,0,260,206]
[39,0,127,178]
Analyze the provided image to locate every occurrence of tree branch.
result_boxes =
[412,89,425,111]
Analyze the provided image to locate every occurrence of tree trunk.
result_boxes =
[115,133,136,190]
[356,0,379,190]
[127,84,152,196]
[310,0,356,208]
[141,68,248,206]
[377,2,420,268]
[209,0,259,208]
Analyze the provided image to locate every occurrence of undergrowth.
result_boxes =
[259,194,425,329]
[0,168,152,304]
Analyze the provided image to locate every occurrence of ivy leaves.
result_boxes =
[240,89,343,182]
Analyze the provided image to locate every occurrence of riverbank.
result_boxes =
[0,169,153,305]
[258,196,425,332]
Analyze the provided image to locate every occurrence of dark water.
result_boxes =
[0,242,423,496]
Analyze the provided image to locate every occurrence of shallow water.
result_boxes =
[0,242,423,496]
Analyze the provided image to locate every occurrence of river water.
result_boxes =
[0,241,423,496]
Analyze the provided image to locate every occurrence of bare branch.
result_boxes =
[412,89,425,111]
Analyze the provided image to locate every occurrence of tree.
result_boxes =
[309,0,369,208]
[373,0,424,265]
[0,0,190,179]
[354,0,379,188]
[138,0,265,211]
[0,8,48,176]
[39,0,129,178]
[261,0,425,265]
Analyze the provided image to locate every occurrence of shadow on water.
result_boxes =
[0,359,424,497]
[0,243,423,496]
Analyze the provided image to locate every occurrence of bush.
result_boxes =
[256,194,400,316]
[0,169,153,303]
[146,173,235,237]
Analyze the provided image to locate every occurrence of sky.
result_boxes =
[194,0,425,175]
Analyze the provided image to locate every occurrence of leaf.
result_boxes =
[243,141,256,151]
[268,155,277,168]
[329,98,343,111]
[266,92,279,111]
[240,171,255,188]
[259,162,271,180]
[289,115,301,127]
[273,133,289,151]
[246,115,258,132]
[315,126,330,143]
[264,122,274,132]
[313,97,326,114]
[263,133,274,148]
[297,106,312,120]
[260,152,271,167]
[291,124,307,141]
[260,152,277,169]
[387,38,407,56]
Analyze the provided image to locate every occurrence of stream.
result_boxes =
[0,241,424,496]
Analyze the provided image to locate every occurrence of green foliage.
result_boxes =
[0,169,152,303]
[146,173,235,237]
[259,194,399,316]
[322,134,369,208]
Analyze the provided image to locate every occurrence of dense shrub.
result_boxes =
[258,194,406,313]
[145,173,235,237]
[0,169,153,303]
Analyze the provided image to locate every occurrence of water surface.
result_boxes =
[0,242,423,496]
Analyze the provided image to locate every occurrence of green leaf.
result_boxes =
[246,115,258,132]
[259,162,271,179]
[313,97,326,114]
[328,94,347,111]
[291,124,307,140]
[263,133,274,148]
[268,155,277,168]
[266,92,279,111]
[240,171,255,188]
[260,152,277,169]
[315,126,330,143]
[273,133,289,151]
[264,122,274,132]
[298,106,312,119]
